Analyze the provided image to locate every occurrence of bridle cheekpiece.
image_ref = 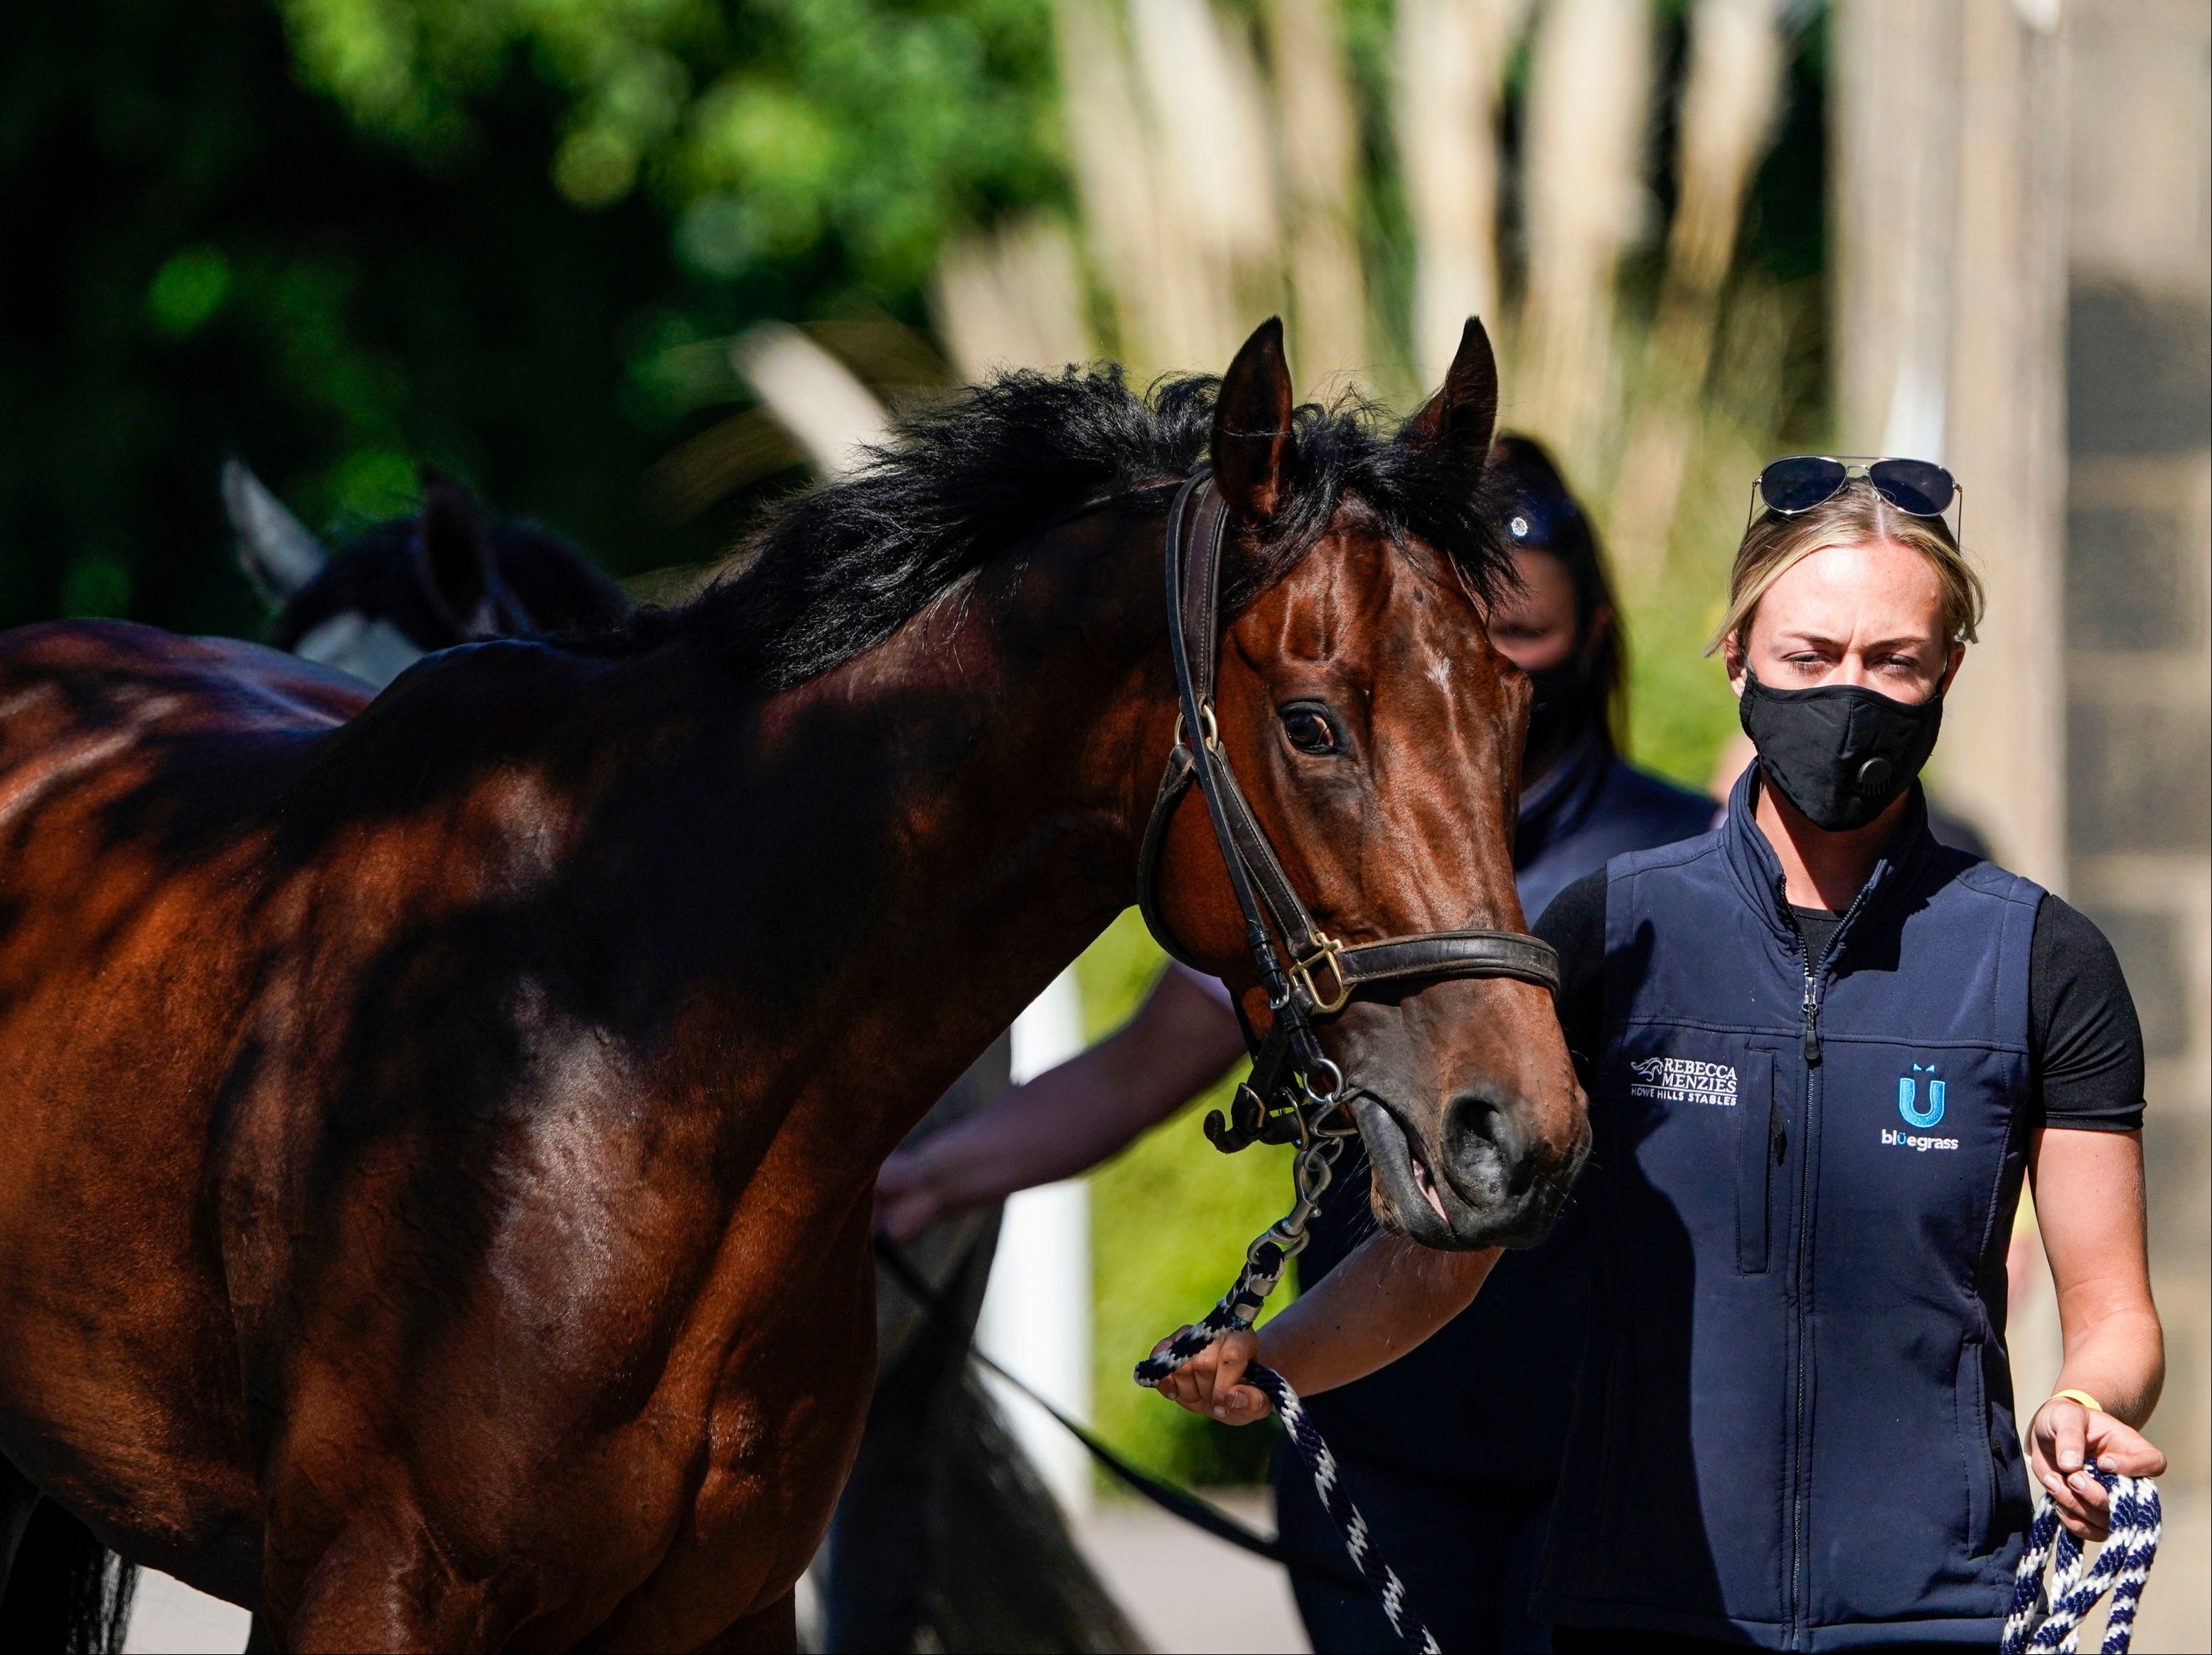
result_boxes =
[1135,470,1561,1175]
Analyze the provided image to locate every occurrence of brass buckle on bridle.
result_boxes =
[1289,932,1351,1015]
[1171,702,1220,755]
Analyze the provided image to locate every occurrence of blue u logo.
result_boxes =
[1898,1064,1945,1129]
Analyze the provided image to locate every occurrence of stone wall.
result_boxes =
[2063,0,2211,1499]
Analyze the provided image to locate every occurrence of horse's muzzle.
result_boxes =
[1352,1092,1583,1251]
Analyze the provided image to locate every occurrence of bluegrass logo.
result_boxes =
[1882,1063,1958,1151]
[1898,1063,1945,1128]
[1628,1055,1738,1106]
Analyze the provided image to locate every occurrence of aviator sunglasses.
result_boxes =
[1747,455,1961,536]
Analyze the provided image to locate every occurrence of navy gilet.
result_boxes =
[1534,765,2045,1650]
[1295,734,1714,1482]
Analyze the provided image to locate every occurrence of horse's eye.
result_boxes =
[1281,705,1341,755]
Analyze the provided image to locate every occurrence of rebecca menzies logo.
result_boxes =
[1628,1055,1738,1106]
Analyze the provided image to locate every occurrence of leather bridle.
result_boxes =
[1136,470,1561,1154]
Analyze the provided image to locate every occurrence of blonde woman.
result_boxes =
[1160,459,2166,1652]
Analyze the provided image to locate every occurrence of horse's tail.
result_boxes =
[924,1368,1148,1654]
[1,1500,138,1654]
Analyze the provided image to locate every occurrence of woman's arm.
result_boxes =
[1149,1233,1498,1424]
[2025,1126,2167,1538]
[875,966,1248,1242]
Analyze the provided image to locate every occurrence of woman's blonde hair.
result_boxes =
[1703,478,1985,657]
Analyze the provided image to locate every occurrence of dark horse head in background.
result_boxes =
[0,318,1581,1650]
[224,459,632,687]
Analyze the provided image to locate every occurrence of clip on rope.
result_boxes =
[1135,1135,1442,1655]
[2001,1464,2162,1654]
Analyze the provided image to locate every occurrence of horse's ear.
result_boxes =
[1399,317,1499,467]
[418,467,491,628]
[222,459,329,607]
[1211,317,1295,525]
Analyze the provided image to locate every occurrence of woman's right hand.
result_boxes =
[1150,1327,1273,1426]
[2027,1397,2167,1541]
[874,1147,952,1245]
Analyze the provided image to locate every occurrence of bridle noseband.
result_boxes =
[1135,470,1561,1160]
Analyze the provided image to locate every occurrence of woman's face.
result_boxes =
[1486,546,1585,673]
[1726,538,1963,706]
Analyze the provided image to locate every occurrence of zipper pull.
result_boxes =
[1801,975,1822,1066]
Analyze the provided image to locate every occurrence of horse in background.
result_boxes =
[0,318,1581,1649]
[223,459,632,687]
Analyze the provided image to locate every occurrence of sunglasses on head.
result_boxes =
[1747,456,1960,533]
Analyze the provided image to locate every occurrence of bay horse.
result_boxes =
[0,316,1582,1651]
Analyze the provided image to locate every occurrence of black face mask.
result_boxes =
[1737,669,1943,831]
[1524,659,1596,766]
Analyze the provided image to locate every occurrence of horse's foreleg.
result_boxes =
[280,1505,513,1654]
[685,1590,796,1654]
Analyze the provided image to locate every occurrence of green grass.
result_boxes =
[1076,909,1295,1487]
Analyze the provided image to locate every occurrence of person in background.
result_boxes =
[876,437,1715,1653]
[1155,458,2166,1652]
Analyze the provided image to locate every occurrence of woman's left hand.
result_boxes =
[2026,1397,2166,1540]
[1149,1326,1273,1425]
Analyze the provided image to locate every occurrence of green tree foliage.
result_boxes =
[277,0,1059,293]
[0,0,1059,635]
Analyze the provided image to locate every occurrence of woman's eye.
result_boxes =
[1281,707,1340,754]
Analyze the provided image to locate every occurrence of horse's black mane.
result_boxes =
[640,364,1513,689]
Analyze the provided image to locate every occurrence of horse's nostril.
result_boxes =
[1441,1091,1537,1203]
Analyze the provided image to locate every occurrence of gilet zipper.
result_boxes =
[1778,875,1879,1646]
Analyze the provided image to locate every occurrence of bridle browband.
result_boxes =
[1135,470,1561,1155]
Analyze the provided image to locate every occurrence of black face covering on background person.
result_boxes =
[1737,668,1944,831]
[1524,659,1594,767]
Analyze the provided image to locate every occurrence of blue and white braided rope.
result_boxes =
[1134,1244,1441,1655]
[1246,1361,1440,1655]
[2001,1466,2162,1654]
[1132,1241,1287,1387]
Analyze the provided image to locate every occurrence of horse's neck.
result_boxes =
[715,511,1177,1156]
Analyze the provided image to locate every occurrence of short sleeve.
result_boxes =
[2031,895,2147,1132]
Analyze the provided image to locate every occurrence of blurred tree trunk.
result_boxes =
[1265,0,1369,394]
[1610,0,1785,579]
[1394,0,1527,393]
[1515,0,1655,485]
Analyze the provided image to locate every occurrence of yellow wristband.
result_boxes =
[2053,1388,2104,1413]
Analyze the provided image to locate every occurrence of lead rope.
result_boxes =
[1133,1128,1444,1655]
[2001,1465,2162,1654]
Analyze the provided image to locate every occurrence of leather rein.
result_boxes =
[1135,470,1562,1154]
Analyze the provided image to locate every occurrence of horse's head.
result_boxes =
[1149,319,1587,1250]
[225,461,631,687]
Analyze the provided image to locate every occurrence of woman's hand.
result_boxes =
[873,1146,952,1246]
[874,966,1250,1247]
[2027,1397,2167,1540]
[1149,1328,1273,1426]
